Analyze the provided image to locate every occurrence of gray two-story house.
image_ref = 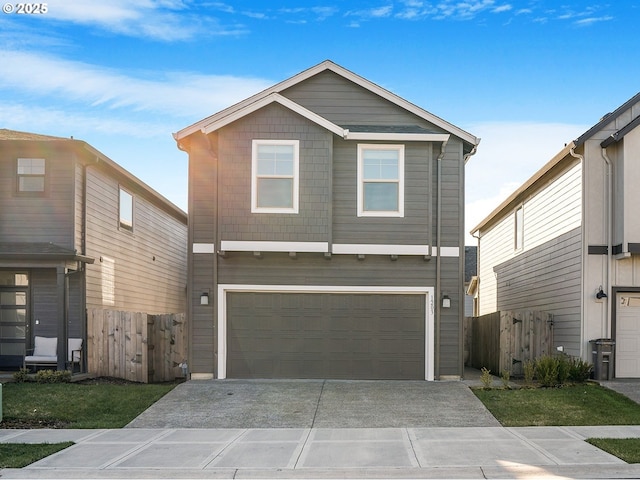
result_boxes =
[0,129,188,371]
[175,61,479,380]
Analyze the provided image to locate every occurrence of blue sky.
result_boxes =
[1,1,639,243]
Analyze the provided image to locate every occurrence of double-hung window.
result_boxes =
[251,140,299,213]
[357,144,404,217]
[17,158,46,193]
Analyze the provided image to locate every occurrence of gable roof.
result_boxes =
[471,91,640,235]
[174,60,479,148]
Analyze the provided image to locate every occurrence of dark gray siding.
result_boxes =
[281,70,449,133]
[332,138,431,245]
[30,269,58,338]
[0,143,75,248]
[217,103,332,243]
[494,227,582,355]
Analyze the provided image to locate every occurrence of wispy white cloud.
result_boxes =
[0,50,273,119]
[574,16,613,26]
[40,0,246,40]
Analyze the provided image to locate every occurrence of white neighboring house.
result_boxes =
[471,92,640,378]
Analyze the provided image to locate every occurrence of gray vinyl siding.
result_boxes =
[281,70,448,133]
[84,165,187,314]
[493,227,582,355]
[30,269,58,338]
[217,103,331,243]
[332,138,431,245]
[0,143,75,248]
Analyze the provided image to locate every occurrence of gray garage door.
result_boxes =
[227,292,425,379]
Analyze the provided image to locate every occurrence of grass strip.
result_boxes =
[473,383,640,426]
[2,380,177,428]
[587,438,640,463]
[0,442,74,468]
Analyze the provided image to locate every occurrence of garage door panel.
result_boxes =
[616,293,640,378]
[227,292,425,379]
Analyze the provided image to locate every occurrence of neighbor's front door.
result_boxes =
[0,285,28,369]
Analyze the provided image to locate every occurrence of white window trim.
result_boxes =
[119,187,134,231]
[514,205,524,251]
[217,284,435,381]
[251,139,299,214]
[357,144,404,217]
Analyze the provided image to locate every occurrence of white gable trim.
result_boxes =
[345,131,450,142]
[174,61,479,146]
[201,93,344,137]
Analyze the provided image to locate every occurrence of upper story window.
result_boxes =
[357,144,404,217]
[119,187,134,231]
[251,139,299,214]
[514,205,524,250]
[17,158,46,193]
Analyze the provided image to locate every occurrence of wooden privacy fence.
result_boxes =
[87,309,187,383]
[466,310,553,376]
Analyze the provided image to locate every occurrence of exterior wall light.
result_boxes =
[200,292,210,305]
[442,294,451,309]
[596,286,607,300]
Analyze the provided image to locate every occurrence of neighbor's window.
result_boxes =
[119,187,133,230]
[514,205,524,250]
[357,144,404,217]
[17,158,46,193]
[251,140,299,213]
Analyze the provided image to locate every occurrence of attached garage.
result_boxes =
[218,285,434,380]
[616,293,640,378]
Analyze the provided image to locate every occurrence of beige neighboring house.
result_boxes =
[471,92,640,378]
[0,129,187,371]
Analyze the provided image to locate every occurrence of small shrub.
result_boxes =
[557,354,571,385]
[535,355,560,387]
[569,357,593,383]
[13,368,30,383]
[480,367,493,389]
[523,360,536,386]
[500,369,511,389]
[34,369,71,384]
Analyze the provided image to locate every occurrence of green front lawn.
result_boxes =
[0,443,73,468]
[473,383,640,426]
[1,379,177,428]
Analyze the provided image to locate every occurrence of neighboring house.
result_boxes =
[0,129,188,371]
[464,245,478,317]
[471,92,640,378]
[174,60,480,381]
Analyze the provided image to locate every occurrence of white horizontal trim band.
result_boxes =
[332,244,430,255]
[192,243,215,254]
[220,240,329,253]
[432,246,460,257]
[345,132,451,142]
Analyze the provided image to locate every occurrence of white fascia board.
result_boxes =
[332,244,430,255]
[345,132,451,142]
[201,93,344,137]
[175,61,478,146]
[220,240,329,253]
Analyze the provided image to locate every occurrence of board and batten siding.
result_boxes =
[84,165,187,315]
[478,159,582,316]
[0,144,75,248]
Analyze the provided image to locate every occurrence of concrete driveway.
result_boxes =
[126,379,501,428]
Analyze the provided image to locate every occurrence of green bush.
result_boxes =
[535,355,560,387]
[523,360,536,386]
[12,368,30,383]
[569,357,593,383]
[34,369,71,384]
[557,354,571,385]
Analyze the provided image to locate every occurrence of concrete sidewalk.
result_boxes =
[3,425,640,478]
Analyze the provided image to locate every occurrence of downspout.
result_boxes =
[205,134,220,379]
[601,147,613,337]
[569,146,588,356]
[435,139,448,380]
[461,144,479,377]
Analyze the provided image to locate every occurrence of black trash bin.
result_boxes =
[590,339,615,380]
